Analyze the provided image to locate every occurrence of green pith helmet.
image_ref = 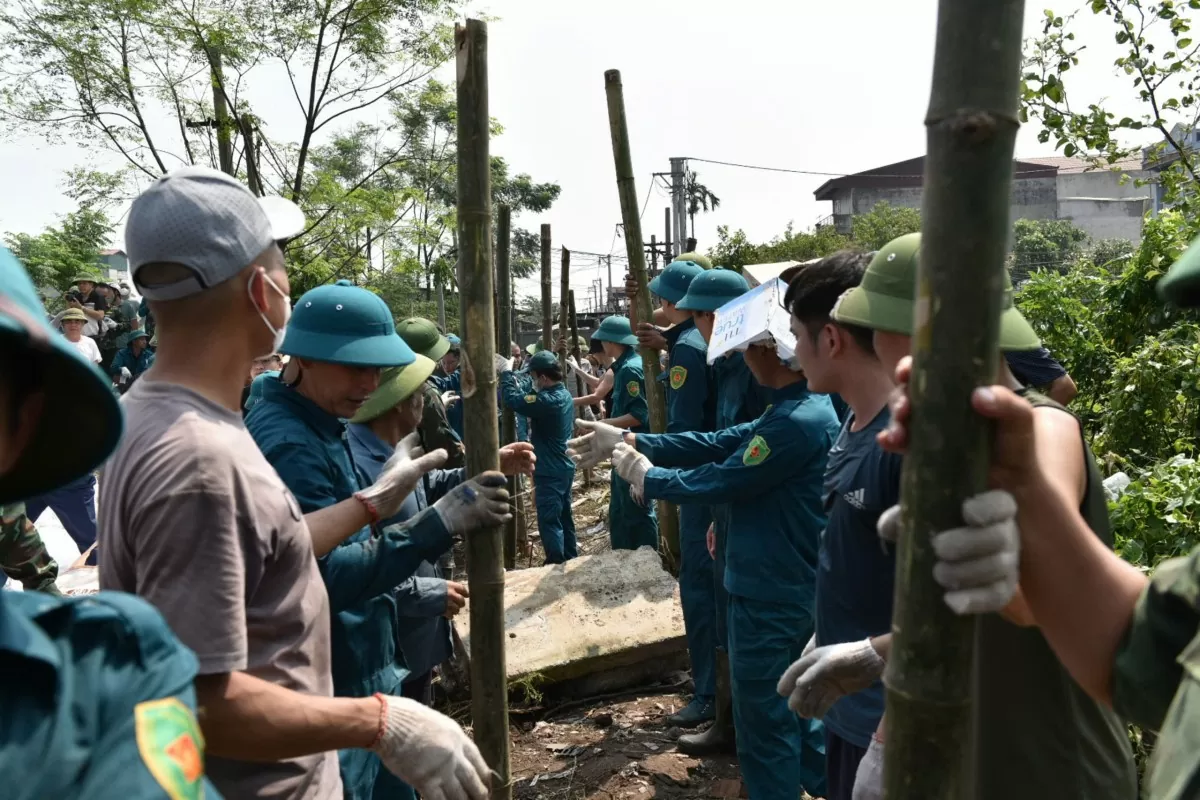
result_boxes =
[676,251,713,270]
[0,247,123,503]
[591,315,638,346]
[677,269,751,312]
[649,260,704,304]
[60,307,88,322]
[831,232,1041,352]
[71,274,102,285]
[526,350,559,372]
[350,354,438,424]
[396,317,451,362]
[281,280,415,367]
[525,341,545,355]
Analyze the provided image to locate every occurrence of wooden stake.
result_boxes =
[455,19,510,799]
[883,1,1024,797]
[540,225,553,351]
[603,69,679,572]
[559,248,571,372]
[496,204,517,571]
[569,290,591,486]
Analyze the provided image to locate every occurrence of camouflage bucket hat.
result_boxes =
[831,232,1040,351]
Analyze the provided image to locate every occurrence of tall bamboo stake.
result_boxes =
[496,204,517,570]
[883,1,1024,798]
[455,19,510,799]
[540,225,553,352]
[603,69,679,572]
[569,290,591,487]
[559,248,571,372]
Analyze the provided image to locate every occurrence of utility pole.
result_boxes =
[649,234,658,272]
[605,69,680,573]
[605,254,613,312]
[882,1,1025,798]
[540,225,553,351]
[664,208,673,264]
[669,157,687,256]
[559,248,571,372]
[455,19,510,800]
[496,205,517,570]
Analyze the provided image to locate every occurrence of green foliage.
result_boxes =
[708,223,849,271]
[1010,218,1089,279]
[850,201,922,251]
[1110,455,1200,568]
[4,208,112,296]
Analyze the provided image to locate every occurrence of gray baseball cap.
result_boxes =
[127,166,306,301]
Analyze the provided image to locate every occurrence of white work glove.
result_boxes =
[802,634,816,658]
[566,419,626,469]
[581,405,596,422]
[119,366,132,384]
[565,355,579,374]
[441,390,460,408]
[612,443,652,491]
[432,472,512,534]
[877,489,1020,615]
[494,354,513,374]
[371,694,491,800]
[775,638,885,719]
[851,736,885,800]
[359,432,449,519]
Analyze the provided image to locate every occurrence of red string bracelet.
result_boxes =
[354,492,380,526]
[370,693,388,748]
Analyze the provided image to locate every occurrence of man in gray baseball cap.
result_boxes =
[99,167,491,800]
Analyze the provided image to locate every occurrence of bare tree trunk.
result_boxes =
[455,20,510,800]
[604,69,679,573]
[208,46,234,176]
[883,1,1025,797]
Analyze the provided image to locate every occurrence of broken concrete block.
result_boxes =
[455,546,685,689]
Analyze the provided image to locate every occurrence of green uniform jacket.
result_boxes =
[418,380,464,470]
[1113,543,1200,800]
[0,590,218,799]
[610,349,649,428]
[0,502,60,594]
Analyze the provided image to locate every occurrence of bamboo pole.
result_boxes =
[559,248,571,372]
[496,204,517,571]
[540,225,553,352]
[455,19,510,800]
[569,290,591,487]
[882,1,1024,798]
[603,69,679,573]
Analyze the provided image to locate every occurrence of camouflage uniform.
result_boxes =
[418,380,464,470]
[0,503,61,595]
[1111,544,1200,800]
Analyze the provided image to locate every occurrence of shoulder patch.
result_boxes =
[743,434,771,466]
[135,697,206,800]
[626,380,640,397]
[524,394,538,403]
[669,365,688,390]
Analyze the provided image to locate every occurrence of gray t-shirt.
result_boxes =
[98,379,342,800]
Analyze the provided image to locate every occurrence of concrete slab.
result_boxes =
[456,546,686,687]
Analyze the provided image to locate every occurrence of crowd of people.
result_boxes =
[0,163,1196,800]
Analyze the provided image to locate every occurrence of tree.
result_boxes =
[685,169,721,240]
[5,207,112,295]
[1021,1,1200,211]
[1010,218,1089,279]
[850,201,923,251]
[707,223,849,271]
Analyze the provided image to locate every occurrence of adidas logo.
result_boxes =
[844,488,866,510]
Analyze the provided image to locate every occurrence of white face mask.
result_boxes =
[248,271,291,356]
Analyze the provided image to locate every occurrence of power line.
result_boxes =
[684,155,1064,180]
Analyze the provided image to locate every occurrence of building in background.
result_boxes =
[814,155,1151,243]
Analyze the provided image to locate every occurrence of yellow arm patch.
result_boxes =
[524,394,538,403]
[669,365,687,390]
[742,435,771,466]
[135,697,206,800]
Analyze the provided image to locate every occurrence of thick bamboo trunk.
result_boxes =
[559,248,571,373]
[455,19,510,800]
[603,69,679,573]
[883,2,1025,798]
[540,225,553,352]
[496,205,517,571]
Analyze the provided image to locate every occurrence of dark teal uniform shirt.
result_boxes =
[0,590,218,799]
[638,381,839,606]
[712,350,771,430]
[661,320,715,434]
[499,372,576,477]
[610,349,649,428]
[110,346,155,380]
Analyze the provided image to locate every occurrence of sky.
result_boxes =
[0,0,1151,306]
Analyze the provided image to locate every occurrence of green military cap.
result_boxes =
[349,354,438,424]
[676,269,750,312]
[676,251,713,270]
[591,315,638,346]
[60,308,88,322]
[127,330,149,344]
[1157,233,1200,307]
[648,260,704,304]
[832,232,1041,351]
[0,247,123,503]
[396,317,451,362]
[526,350,559,372]
[282,280,415,367]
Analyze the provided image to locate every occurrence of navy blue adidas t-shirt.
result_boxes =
[815,406,903,748]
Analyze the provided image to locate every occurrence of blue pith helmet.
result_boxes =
[0,247,123,502]
[281,279,415,367]
[526,350,560,372]
[676,268,751,312]
[446,333,461,349]
[648,260,704,304]
[591,315,638,346]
